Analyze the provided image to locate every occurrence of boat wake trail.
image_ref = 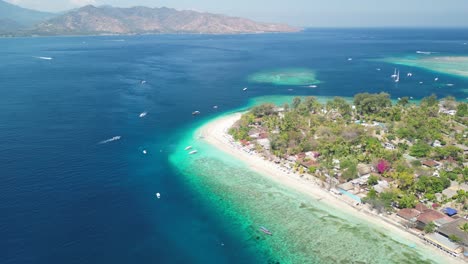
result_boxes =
[416,51,437,55]
[99,136,121,144]
[34,56,53,60]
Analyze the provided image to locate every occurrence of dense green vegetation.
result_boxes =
[229,93,467,212]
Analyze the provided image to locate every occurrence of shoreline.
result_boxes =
[198,112,465,264]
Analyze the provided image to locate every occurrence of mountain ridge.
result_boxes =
[0,0,55,30]
[30,4,300,35]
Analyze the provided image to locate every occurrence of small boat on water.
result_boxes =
[447,83,454,87]
[213,105,218,109]
[259,226,272,235]
[141,80,147,84]
[139,112,147,118]
[394,70,400,83]
[434,77,439,81]
[189,150,198,155]
[416,51,432,55]
[99,136,121,144]
[347,58,353,61]
[142,150,147,155]
[243,87,248,91]
[407,72,413,77]
[185,146,192,150]
[308,85,317,88]
[36,56,53,60]
[156,193,161,199]
[192,111,201,116]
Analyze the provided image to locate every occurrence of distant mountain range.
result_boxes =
[0,1,300,36]
[0,0,55,31]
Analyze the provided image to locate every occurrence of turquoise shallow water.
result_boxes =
[381,56,468,80]
[169,106,446,264]
[2,29,468,264]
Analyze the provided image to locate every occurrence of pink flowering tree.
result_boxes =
[376,159,390,174]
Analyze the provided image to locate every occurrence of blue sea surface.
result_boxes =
[0,29,467,264]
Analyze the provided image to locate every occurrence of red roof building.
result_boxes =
[416,209,452,230]
[415,203,428,213]
[397,208,421,220]
[296,153,306,160]
[240,139,250,146]
[422,160,439,168]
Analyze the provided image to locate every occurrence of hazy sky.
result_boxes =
[5,0,468,27]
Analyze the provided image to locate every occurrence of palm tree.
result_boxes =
[460,222,468,246]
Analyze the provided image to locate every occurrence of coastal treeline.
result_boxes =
[229,93,467,213]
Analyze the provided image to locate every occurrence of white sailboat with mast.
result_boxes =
[391,68,400,83]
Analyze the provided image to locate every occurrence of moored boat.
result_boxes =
[192,111,201,115]
[259,226,272,235]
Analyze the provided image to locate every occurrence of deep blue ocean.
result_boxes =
[1,29,467,264]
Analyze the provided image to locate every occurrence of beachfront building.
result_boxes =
[396,208,420,228]
[415,203,429,213]
[257,138,271,151]
[438,218,468,246]
[416,209,454,230]
[397,208,420,221]
[422,232,463,257]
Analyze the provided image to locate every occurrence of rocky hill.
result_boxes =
[33,5,300,35]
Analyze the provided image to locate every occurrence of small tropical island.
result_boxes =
[225,93,468,258]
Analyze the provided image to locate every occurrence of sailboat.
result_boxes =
[394,70,400,83]
[391,68,398,79]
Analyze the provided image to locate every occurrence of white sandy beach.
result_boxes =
[199,112,464,264]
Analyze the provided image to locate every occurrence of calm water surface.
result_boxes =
[1,29,467,264]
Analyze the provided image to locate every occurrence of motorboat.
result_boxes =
[259,226,272,235]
